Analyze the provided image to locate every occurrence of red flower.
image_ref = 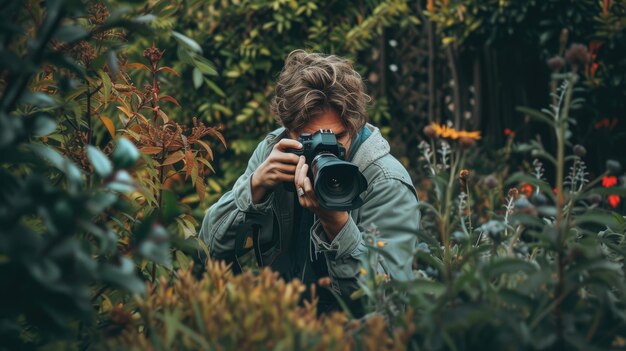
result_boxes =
[608,195,621,208]
[504,128,515,137]
[520,183,534,198]
[602,176,618,188]
[594,117,619,130]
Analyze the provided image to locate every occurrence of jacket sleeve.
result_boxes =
[198,139,273,261]
[310,176,420,297]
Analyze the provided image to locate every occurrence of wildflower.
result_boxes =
[519,183,533,198]
[573,144,587,158]
[602,176,618,188]
[508,188,519,199]
[459,169,470,187]
[484,175,499,190]
[423,124,437,138]
[376,241,386,248]
[594,117,619,130]
[565,43,591,71]
[547,56,565,72]
[430,123,481,141]
[504,128,515,137]
[359,267,367,276]
[143,44,164,66]
[608,195,621,208]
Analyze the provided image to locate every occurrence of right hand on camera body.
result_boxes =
[250,139,302,204]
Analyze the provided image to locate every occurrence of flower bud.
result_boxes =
[547,56,565,72]
[508,188,519,199]
[484,175,499,190]
[565,43,591,71]
[423,125,436,138]
[573,144,587,158]
[459,169,470,187]
[606,159,622,175]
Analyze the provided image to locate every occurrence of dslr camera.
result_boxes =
[285,129,368,211]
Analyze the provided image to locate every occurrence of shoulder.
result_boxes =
[363,154,413,189]
[251,127,287,158]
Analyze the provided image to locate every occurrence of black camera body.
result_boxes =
[285,129,368,211]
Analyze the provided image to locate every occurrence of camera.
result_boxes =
[285,129,368,211]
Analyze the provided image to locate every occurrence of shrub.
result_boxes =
[106,260,415,351]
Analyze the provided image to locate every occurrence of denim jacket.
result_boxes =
[199,123,420,297]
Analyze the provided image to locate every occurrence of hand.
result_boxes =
[294,155,349,241]
[250,138,302,204]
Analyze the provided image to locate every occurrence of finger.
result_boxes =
[270,151,301,165]
[303,176,315,199]
[271,163,297,175]
[274,138,303,152]
[295,157,306,188]
[271,172,295,183]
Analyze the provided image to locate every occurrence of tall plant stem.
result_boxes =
[441,148,461,291]
[554,74,575,349]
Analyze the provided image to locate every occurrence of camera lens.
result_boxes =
[311,153,367,210]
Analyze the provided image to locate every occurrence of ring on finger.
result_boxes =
[297,187,305,197]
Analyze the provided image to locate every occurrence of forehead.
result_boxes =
[300,109,346,134]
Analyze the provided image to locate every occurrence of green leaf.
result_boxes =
[574,211,622,231]
[192,67,203,89]
[87,145,113,178]
[54,24,88,43]
[139,224,171,269]
[516,106,554,127]
[204,78,225,97]
[32,114,57,137]
[161,190,181,222]
[193,56,218,76]
[99,70,112,106]
[111,137,139,168]
[86,192,118,215]
[172,31,202,53]
[30,144,83,187]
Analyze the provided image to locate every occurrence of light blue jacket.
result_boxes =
[199,123,420,297]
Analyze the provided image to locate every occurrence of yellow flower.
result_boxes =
[430,123,481,140]
[376,241,386,248]
[359,267,367,276]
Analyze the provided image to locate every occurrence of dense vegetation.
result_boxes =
[1,0,625,350]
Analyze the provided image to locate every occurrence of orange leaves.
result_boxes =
[126,62,151,72]
[161,150,185,166]
[99,116,116,137]
[156,66,180,76]
[140,146,162,155]
[158,95,180,106]
[184,150,194,180]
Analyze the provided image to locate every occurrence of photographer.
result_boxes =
[199,50,420,314]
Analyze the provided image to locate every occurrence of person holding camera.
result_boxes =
[199,50,420,314]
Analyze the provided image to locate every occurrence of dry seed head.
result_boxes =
[143,45,164,65]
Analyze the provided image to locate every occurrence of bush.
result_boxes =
[106,260,414,351]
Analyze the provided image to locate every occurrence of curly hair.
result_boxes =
[270,50,370,137]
